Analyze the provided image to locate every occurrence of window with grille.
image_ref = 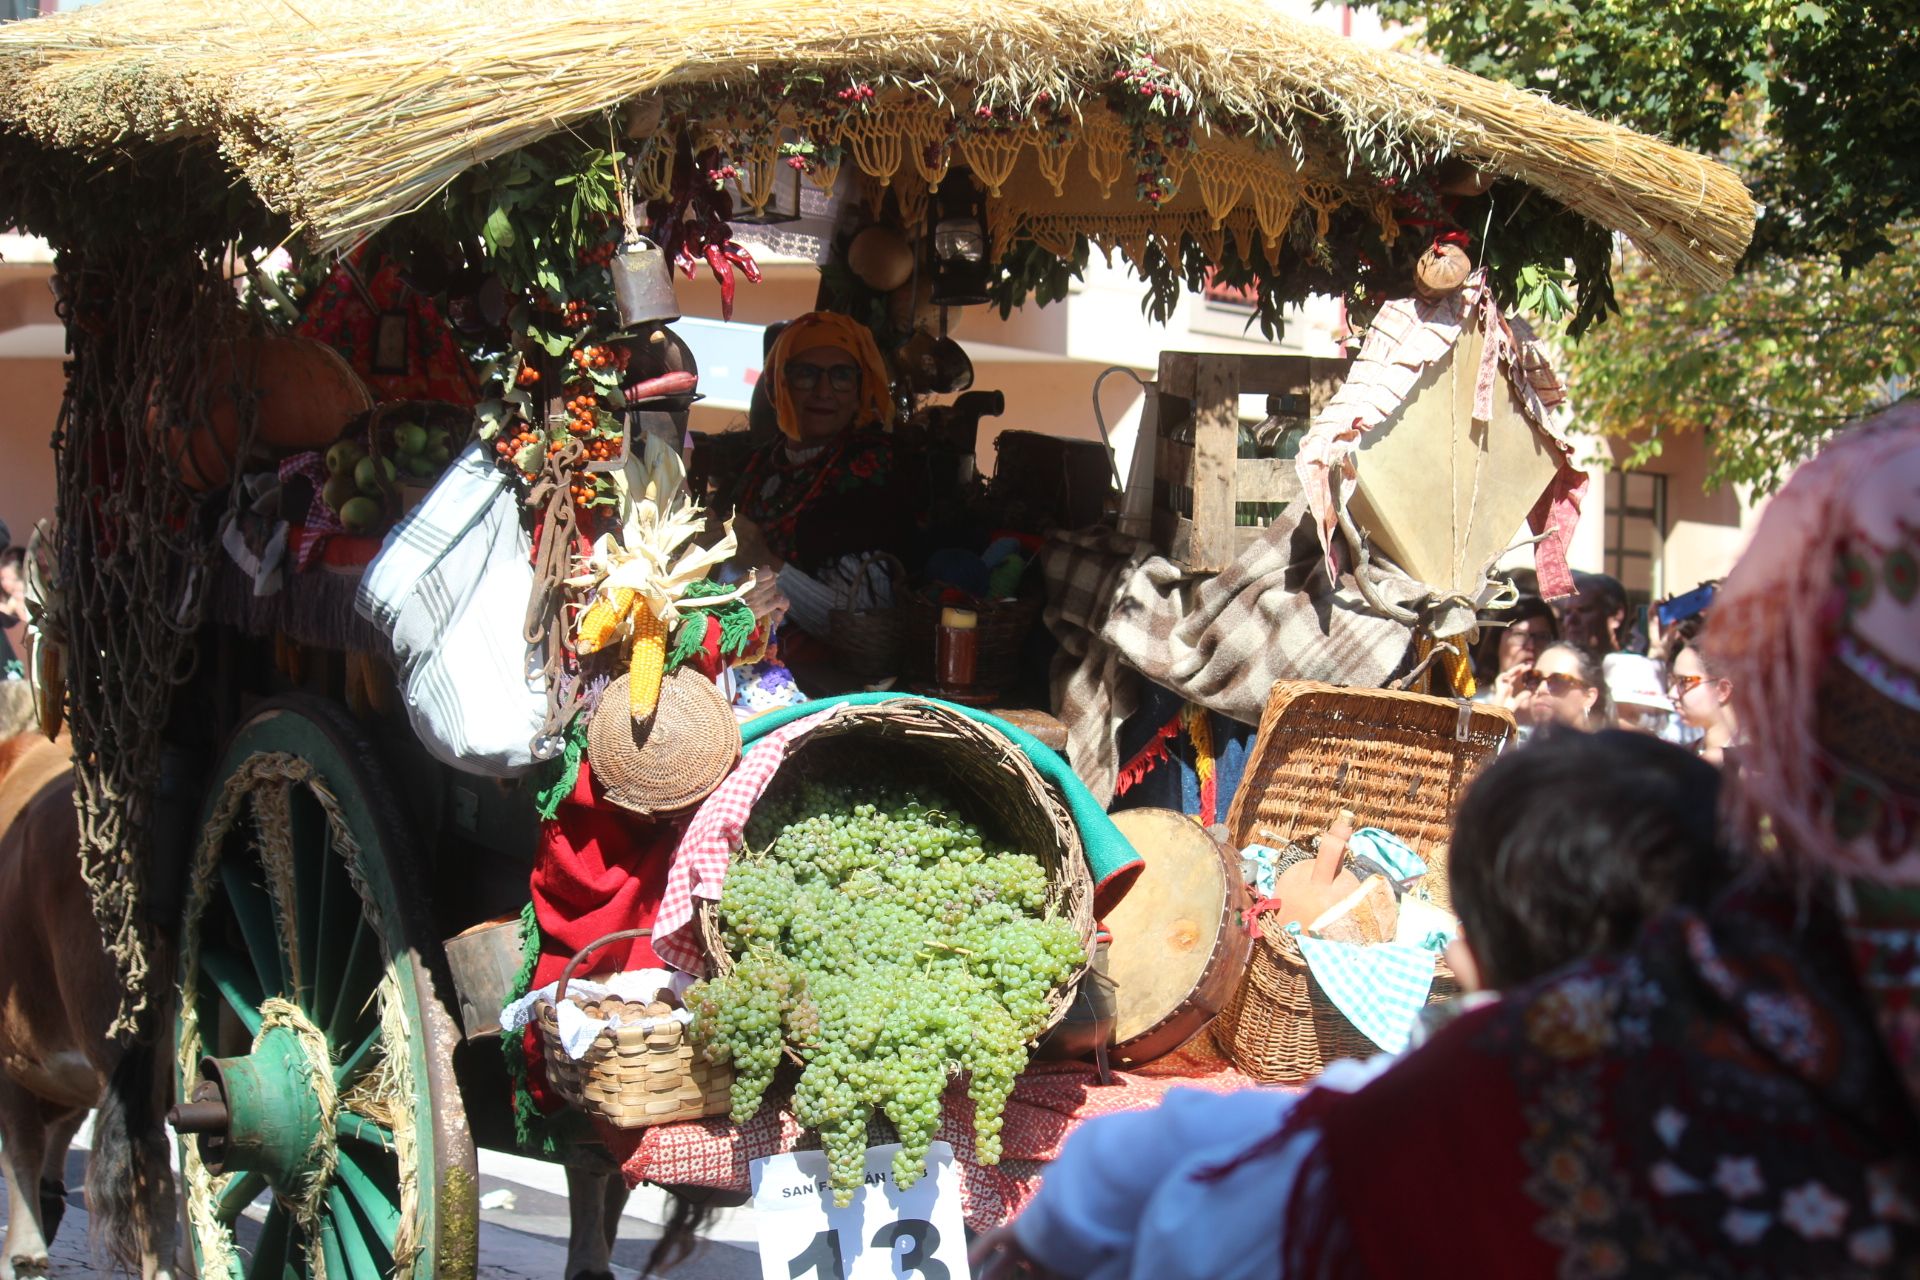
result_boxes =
[1604,470,1667,606]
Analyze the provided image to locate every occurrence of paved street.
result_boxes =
[0,1134,761,1280]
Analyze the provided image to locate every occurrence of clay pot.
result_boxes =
[150,335,374,490]
[847,224,916,293]
[1413,242,1473,300]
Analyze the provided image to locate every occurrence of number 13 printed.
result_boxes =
[788,1220,950,1280]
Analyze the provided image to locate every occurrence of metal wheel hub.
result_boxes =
[171,1030,328,1192]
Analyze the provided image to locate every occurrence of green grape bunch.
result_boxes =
[687,777,1085,1204]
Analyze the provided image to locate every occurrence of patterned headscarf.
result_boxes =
[1710,403,1920,1112]
[765,311,894,441]
[1709,401,1920,880]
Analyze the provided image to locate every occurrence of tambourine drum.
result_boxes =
[1104,808,1253,1067]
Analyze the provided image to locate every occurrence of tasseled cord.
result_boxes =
[1115,709,1183,797]
[1185,703,1218,826]
[498,902,564,1155]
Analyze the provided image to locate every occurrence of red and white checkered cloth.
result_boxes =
[622,1035,1269,1231]
[280,450,348,572]
[650,708,835,973]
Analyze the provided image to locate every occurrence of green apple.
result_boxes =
[393,422,428,455]
[354,455,397,494]
[427,443,451,465]
[338,496,383,534]
[321,474,359,512]
[325,439,367,477]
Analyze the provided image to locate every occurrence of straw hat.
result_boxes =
[587,667,739,815]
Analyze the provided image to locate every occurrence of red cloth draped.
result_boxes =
[522,755,685,1119]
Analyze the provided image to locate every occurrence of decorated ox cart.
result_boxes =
[0,0,1752,1275]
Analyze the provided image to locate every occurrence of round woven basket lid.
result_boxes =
[588,667,740,815]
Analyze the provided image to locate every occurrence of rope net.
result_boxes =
[51,248,260,1039]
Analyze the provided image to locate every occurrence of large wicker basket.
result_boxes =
[535,928,733,1129]
[1211,682,1513,1083]
[698,698,1097,1033]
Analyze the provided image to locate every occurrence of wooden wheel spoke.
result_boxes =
[246,1201,291,1280]
[200,948,266,1037]
[335,1147,404,1250]
[219,858,290,997]
[325,1182,392,1277]
[333,1022,383,1090]
[214,1170,268,1224]
[325,915,383,1045]
[338,1111,395,1151]
[317,1213,350,1280]
[289,785,334,1013]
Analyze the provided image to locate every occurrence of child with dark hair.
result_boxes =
[974,730,1736,1280]
[1443,727,1732,991]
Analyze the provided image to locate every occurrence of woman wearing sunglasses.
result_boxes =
[1517,641,1611,732]
[1665,627,1741,765]
[730,311,907,576]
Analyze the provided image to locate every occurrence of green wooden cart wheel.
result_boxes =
[174,698,477,1280]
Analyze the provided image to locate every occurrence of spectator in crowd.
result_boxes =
[1473,595,1557,700]
[1560,570,1630,659]
[1601,652,1676,736]
[0,545,28,667]
[1518,641,1610,732]
[1665,620,1741,766]
[973,729,1736,1280]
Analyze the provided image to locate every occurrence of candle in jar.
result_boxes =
[935,609,980,687]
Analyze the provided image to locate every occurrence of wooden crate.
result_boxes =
[1134,351,1349,573]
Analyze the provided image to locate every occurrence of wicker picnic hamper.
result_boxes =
[535,928,733,1129]
[1210,682,1513,1083]
[698,698,1097,1033]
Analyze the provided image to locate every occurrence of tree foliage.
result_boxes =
[1367,0,1920,267]
[1364,0,1920,492]
[1572,228,1919,495]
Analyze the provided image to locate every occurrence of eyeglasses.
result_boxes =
[1519,670,1588,696]
[783,361,861,393]
[1669,673,1707,695]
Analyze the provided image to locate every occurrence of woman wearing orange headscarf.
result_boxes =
[731,311,906,575]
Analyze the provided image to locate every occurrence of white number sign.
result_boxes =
[749,1141,972,1280]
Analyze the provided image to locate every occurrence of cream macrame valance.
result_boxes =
[640,94,1397,276]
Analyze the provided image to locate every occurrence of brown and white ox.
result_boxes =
[0,733,176,1279]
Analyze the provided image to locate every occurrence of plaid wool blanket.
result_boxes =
[1043,512,1421,804]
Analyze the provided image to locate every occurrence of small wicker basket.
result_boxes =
[1211,681,1512,1083]
[826,552,907,682]
[898,592,1042,693]
[534,928,733,1129]
[1212,910,1461,1083]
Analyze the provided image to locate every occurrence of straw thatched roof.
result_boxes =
[0,0,1754,289]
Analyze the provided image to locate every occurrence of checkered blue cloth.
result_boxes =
[1296,932,1439,1054]
[1347,827,1428,883]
